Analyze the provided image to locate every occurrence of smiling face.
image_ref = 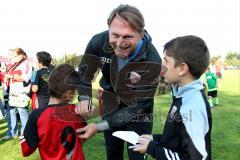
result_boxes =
[109,16,142,58]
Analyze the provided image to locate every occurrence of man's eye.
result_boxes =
[124,36,132,39]
[112,34,118,38]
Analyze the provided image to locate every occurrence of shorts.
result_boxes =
[208,90,218,98]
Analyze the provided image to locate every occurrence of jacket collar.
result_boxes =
[172,79,204,98]
[131,31,151,62]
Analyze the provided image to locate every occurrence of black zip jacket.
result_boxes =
[78,30,162,129]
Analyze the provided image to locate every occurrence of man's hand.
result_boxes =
[76,123,98,140]
[75,100,94,118]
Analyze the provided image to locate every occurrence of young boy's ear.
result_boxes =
[63,90,76,101]
[178,63,189,76]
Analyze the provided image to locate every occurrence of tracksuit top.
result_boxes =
[147,79,212,160]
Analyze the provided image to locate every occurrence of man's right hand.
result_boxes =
[76,123,98,140]
[75,100,94,118]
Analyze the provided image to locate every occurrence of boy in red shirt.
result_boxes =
[20,64,86,160]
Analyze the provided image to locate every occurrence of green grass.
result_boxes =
[0,70,240,159]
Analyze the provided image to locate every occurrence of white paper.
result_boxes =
[112,131,139,145]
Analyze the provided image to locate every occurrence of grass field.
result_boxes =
[0,70,239,159]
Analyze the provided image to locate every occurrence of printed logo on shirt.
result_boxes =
[130,71,141,84]
[207,75,212,79]
[42,73,50,82]
[170,106,177,119]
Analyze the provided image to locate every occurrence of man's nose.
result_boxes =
[115,38,124,47]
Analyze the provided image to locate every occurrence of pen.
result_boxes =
[88,100,92,111]
[144,153,147,160]
[139,136,152,141]
[128,144,141,149]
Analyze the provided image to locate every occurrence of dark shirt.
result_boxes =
[32,67,52,99]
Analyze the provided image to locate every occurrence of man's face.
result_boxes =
[109,16,142,58]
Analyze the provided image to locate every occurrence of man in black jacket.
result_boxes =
[76,4,162,160]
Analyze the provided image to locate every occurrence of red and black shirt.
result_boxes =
[20,103,86,160]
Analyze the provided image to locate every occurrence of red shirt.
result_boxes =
[20,104,86,160]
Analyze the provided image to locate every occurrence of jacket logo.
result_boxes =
[100,57,111,64]
[130,71,141,84]
[170,106,177,119]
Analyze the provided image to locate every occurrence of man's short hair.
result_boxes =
[107,4,145,34]
[164,35,210,79]
[36,51,52,67]
[48,64,79,98]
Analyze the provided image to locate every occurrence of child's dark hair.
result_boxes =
[48,64,79,98]
[36,51,52,67]
[164,35,210,79]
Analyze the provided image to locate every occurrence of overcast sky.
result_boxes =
[0,0,239,59]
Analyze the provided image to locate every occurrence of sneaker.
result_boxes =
[1,135,13,140]
[0,115,5,120]
[1,135,18,140]
[13,135,19,138]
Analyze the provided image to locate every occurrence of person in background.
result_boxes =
[30,67,39,110]
[2,48,32,140]
[0,86,4,120]
[31,51,53,108]
[0,63,5,120]
[214,59,224,79]
[205,67,219,107]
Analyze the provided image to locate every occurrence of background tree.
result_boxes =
[225,51,240,66]
[210,55,221,65]
[53,53,83,68]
